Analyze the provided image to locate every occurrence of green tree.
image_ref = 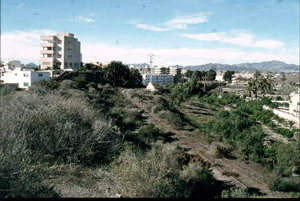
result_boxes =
[185,69,194,78]
[223,71,235,83]
[207,69,217,81]
[280,72,287,85]
[103,61,142,87]
[80,63,102,71]
[129,68,143,87]
[103,61,131,87]
[259,72,276,96]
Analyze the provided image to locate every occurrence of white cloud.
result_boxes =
[135,24,171,32]
[1,30,57,64]
[16,3,24,9]
[72,14,96,23]
[82,42,299,65]
[135,12,211,32]
[182,31,284,49]
[1,30,298,66]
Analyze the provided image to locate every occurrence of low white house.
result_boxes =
[142,74,174,85]
[289,90,300,118]
[0,67,51,90]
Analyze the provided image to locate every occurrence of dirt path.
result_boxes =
[121,89,290,198]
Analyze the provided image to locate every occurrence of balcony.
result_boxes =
[41,36,55,41]
[40,43,55,47]
[40,50,54,54]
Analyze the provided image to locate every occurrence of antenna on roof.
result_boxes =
[148,53,155,67]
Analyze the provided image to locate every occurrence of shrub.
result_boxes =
[111,144,184,198]
[221,187,260,198]
[122,110,143,129]
[273,127,294,138]
[269,176,300,192]
[158,111,184,129]
[137,124,161,143]
[0,90,122,164]
[111,143,222,198]
[59,79,74,90]
[0,129,59,198]
[275,96,284,101]
[180,162,222,198]
[211,142,233,158]
[0,84,16,96]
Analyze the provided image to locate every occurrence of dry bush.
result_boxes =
[111,143,184,198]
[157,110,184,129]
[59,79,74,90]
[0,90,122,164]
[0,89,124,197]
[110,142,222,198]
[210,142,233,158]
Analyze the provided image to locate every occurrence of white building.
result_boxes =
[142,74,174,86]
[40,33,82,70]
[215,72,224,81]
[289,90,300,118]
[169,67,182,76]
[0,66,50,90]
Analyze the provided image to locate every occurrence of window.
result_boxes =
[24,82,29,86]
[64,62,68,67]
[38,73,43,77]
[15,73,17,76]
[23,73,29,77]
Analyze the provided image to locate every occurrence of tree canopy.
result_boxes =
[223,71,235,83]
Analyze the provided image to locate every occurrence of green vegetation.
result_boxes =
[1,63,298,197]
[223,70,235,83]
[0,84,17,96]
[246,71,276,98]
[0,63,229,198]
[192,92,300,193]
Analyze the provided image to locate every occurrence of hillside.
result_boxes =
[172,60,299,72]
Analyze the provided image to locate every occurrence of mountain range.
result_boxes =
[170,60,299,72]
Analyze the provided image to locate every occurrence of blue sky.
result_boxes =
[1,0,299,65]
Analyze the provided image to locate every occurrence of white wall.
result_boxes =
[1,70,50,89]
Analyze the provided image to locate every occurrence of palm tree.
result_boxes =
[248,71,261,98]
[259,72,276,96]
[246,81,254,97]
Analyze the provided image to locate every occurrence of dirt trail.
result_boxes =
[121,89,290,198]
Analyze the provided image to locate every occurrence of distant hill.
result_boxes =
[181,61,299,72]
[25,63,38,68]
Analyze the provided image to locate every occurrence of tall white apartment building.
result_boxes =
[40,33,82,70]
